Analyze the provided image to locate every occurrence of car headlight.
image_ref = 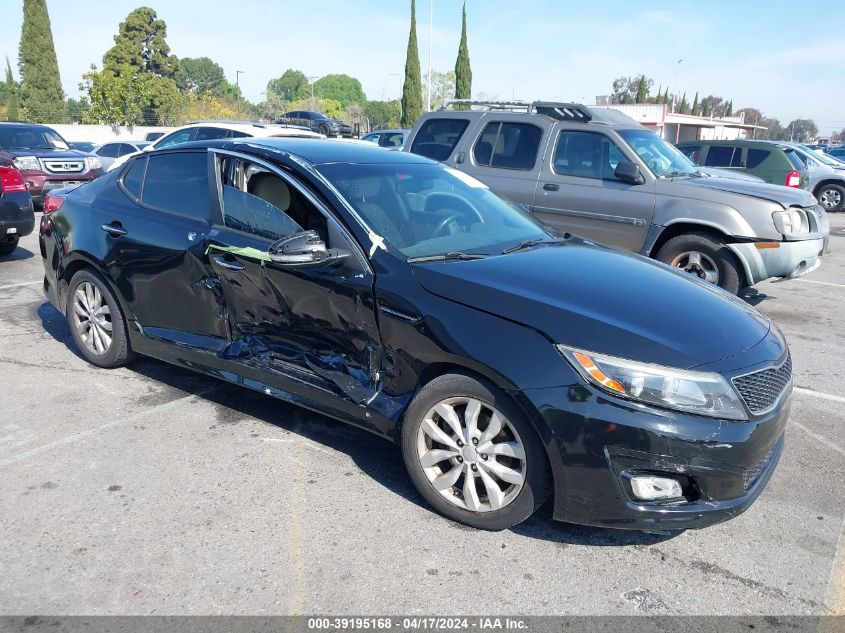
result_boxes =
[12,156,39,171]
[85,156,102,170]
[557,346,747,420]
[773,208,809,236]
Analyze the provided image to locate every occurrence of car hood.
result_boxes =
[674,175,815,208]
[2,147,91,159]
[412,241,771,370]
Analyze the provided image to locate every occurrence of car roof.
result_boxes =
[169,137,433,166]
[170,121,320,136]
[0,121,54,129]
[677,139,779,147]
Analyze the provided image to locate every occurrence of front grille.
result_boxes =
[732,351,792,415]
[742,446,776,490]
[43,160,84,174]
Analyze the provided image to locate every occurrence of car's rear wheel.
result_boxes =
[656,232,742,294]
[67,269,131,368]
[0,237,19,257]
[401,373,550,530]
[816,183,844,212]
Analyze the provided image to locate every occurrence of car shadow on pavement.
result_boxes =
[37,299,681,546]
[0,246,34,262]
[739,287,773,306]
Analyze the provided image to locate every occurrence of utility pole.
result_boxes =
[307,76,319,109]
[235,70,244,118]
[672,58,682,113]
[427,0,433,111]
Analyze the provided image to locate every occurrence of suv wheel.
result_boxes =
[656,232,743,294]
[0,236,19,257]
[319,123,331,137]
[401,373,550,530]
[816,183,844,212]
[67,269,132,368]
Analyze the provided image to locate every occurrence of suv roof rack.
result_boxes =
[442,100,594,122]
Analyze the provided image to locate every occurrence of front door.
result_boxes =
[533,129,656,252]
[205,150,383,405]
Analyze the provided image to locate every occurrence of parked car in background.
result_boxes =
[0,165,34,256]
[695,167,765,182]
[145,132,165,142]
[676,139,809,190]
[361,129,409,149]
[405,102,828,293]
[41,136,792,531]
[107,120,322,172]
[93,140,151,170]
[827,146,845,160]
[69,141,98,153]
[0,122,103,207]
[771,142,845,212]
[279,111,353,137]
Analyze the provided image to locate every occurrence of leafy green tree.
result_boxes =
[18,0,66,122]
[611,76,651,104]
[267,69,308,101]
[454,2,472,103]
[301,74,366,109]
[4,57,19,121]
[364,100,402,129]
[691,92,699,116]
[401,0,423,127]
[81,64,150,126]
[65,96,89,122]
[634,75,648,103]
[786,118,818,143]
[428,70,456,109]
[103,7,178,79]
[177,57,229,97]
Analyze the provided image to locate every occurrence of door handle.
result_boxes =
[543,183,560,192]
[212,255,245,271]
[101,223,127,237]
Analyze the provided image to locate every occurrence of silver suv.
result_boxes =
[404,101,829,293]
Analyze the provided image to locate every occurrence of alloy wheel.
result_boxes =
[71,281,113,355]
[416,397,527,513]
[669,250,720,284]
[819,188,842,210]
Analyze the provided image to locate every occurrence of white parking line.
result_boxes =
[791,420,845,457]
[796,279,845,289]
[0,281,41,291]
[795,386,845,405]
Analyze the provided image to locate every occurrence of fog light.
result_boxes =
[630,476,683,501]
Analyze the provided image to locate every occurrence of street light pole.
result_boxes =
[235,70,244,118]
[307,76,319,109]
[672,58,682,113]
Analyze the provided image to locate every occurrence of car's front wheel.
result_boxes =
[656,232,743,293]
[401,373,550,530]
[66,269,132,368]
[0,236,19,257]
[319,123,331,137]
[816,183,845,212]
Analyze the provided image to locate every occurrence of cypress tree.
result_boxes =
[5,57,19,121]
[635,76,648,103]
[454,2,472,105]
[691,92,699,116]
[18,0,66,122]
[663,87,670,104]
[725,100,733,117]
[678,92,687,114]
[655,84,662,104]
[401,0,423,127]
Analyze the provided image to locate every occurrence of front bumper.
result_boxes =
[519,379,789,530]
[728,237,826,286]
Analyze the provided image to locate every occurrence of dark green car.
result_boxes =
[677,140,809,190]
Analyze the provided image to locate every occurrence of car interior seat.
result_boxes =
[475,141,493,165]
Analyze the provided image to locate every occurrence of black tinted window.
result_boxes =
[704,146,739,167]
[141,152,210,221]
[117,143,137,156]
[677,145,702,163]
[97,144,119,158]
[746,149,769,169]
[229,130,250,139]
[410,118,470,161]
[122,157,146,199]
[473,122,542,170]
[553,131,626,179]
[784,150,805,171]
[195,127,231,141]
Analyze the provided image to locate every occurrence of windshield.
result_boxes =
[617,129,697,177]
[317,162,551,259]
[800,145,842,167]
[0,126,70,150]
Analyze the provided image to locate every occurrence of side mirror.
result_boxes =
[614,160,646,185]
[268,230,348,267]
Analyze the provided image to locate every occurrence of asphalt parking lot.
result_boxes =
[0,218,843,616]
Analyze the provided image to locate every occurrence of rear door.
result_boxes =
[533,128,656,251]
[205,149,383,405]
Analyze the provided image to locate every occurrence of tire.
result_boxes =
[0,237,19,257]
[401,373,550,531]
[656,231,742,294]
[318,124,331,137]
[816,183,845,212]
[66,269,132,368]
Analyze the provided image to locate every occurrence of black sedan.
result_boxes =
[39,138,791,531]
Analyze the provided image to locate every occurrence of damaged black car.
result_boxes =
[39,138,791,531]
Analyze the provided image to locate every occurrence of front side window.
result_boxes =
[553,131,628,179]
[473,122,542,170]
[410,118,470,161]
[195,127,231,141]
[155,129,195,149]
[383,133,405,147]
[318,162,550,259]
[140,152,210,221]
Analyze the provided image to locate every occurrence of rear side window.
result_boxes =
[746,149,769,169]
[410,118,469,161]
[784,150,805,171]
[195,127,231,141]
[97,144,119,158]
[704,146,742,167]
[473,122,542,170]
[117,143,137,156]
[678,145,702,164]
[140,152,210,221]
[121,157,146,199]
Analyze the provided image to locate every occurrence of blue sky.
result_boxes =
[2,0,843,133]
